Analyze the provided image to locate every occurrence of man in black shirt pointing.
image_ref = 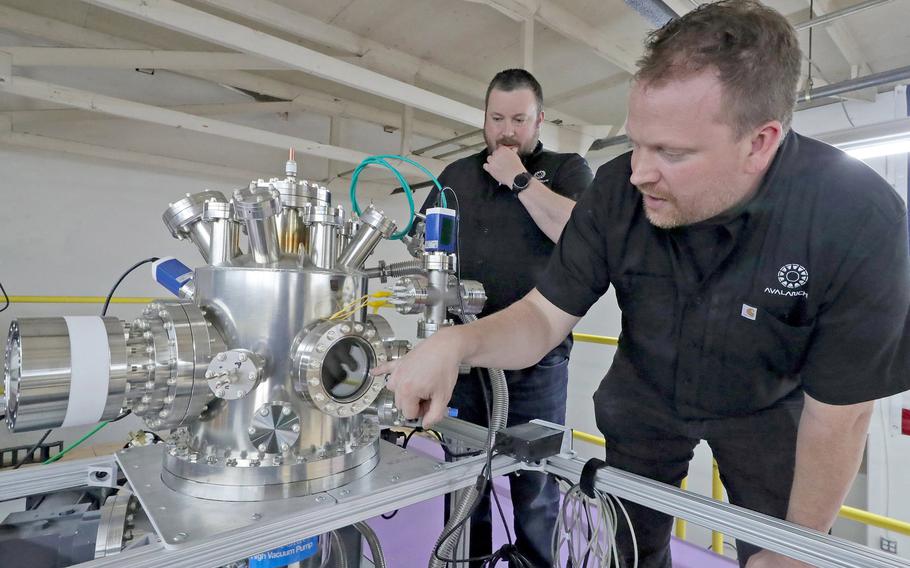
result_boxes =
[381,3,910,567]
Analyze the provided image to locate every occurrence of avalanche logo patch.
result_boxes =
[777,264,808,289]
[765,263,809,298]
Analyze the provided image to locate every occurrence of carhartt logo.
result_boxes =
[741,304,758,320]
[777,264,808,289]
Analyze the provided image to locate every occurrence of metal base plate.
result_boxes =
[116,440,441,549]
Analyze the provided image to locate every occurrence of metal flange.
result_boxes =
[293,319,389,418]
[205,349,263,400]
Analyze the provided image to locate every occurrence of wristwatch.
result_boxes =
[511,171,532,194]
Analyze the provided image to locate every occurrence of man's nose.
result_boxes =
[629,150,659,187]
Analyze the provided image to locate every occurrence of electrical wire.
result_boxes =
[101,257,160,316]
[12,429,52,469]
[43,421,110,465]
[431,367,531,567]
[0,277,9,313]
[551,476,639,568]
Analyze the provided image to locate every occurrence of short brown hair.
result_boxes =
[485,69,544,114]
[636,0,801,137]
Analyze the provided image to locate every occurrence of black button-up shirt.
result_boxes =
[419,141,593,361]
[538,132,910,418]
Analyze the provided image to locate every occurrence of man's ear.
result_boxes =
[745,121,783,174]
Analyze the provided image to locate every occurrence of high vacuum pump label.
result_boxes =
[248,536,319,567]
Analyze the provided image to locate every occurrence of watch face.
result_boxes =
[513,172,532,192]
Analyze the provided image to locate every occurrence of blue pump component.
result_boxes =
[424,207,457,253]
[152,257,193,297]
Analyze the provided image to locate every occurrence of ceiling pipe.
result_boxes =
[793,0,893,32]
[623,0,678,27]
[589,64,910,152]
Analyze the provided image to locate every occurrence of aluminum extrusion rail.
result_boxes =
[544,455,910,568]
[68,453,522,568]
[0,454,116,501]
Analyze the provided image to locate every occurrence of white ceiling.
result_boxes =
[0,0,908,183]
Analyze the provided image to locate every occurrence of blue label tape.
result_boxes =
[248,536,319,568]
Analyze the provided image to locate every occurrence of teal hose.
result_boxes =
[349,154,446,240]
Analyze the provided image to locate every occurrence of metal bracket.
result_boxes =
[88,464,120,488]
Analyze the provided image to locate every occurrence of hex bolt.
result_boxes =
[238,352,247,362]
[281,406,291,416]
[292,424,300,433]
[259,407,269,416]
[248,427,257,435]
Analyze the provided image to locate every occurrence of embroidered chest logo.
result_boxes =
[533,170,549,184]
[765,263,809,297]
[777,264,808,288]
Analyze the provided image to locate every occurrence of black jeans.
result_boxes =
[448,354,570,568]
[593,376,804,568]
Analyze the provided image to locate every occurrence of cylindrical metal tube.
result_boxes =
[275,179,331,256]
[4,316,128,432]
[364,259,422,280]
[427,267,449,329]
[162,191,228,263]
[304,206,340,270]
[336,206,396,271]
[233,186,282,265]
[202,200,240,266]
[307,221,337,270]
[248,216,281,265]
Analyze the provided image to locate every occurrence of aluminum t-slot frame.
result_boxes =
[55,451,523,568]
[2,420,909,568]
[543,455,910,568]
[0,454,118,501]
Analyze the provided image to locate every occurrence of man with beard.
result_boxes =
[381,3,910,568]
[413,68,593,566]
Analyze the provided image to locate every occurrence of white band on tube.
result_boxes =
[62,316,111,428]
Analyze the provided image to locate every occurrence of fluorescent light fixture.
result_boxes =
[817,116,910,160]
[844,138,910,160]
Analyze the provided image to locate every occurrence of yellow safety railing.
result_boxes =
[7,296,155,305]
[573,332,619,346]
[7,295,393,311]
[570,427,910,544]
[711,459,724,553]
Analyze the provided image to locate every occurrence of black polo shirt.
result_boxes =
[538,131,910,418]
[419,141,593,361]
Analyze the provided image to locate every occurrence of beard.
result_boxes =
[638,182,747,229]
[485,130,539,157]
